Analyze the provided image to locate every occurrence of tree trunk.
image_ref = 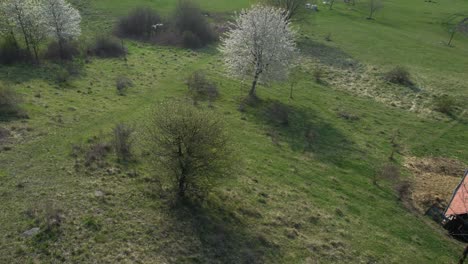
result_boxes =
[178,175,186,198]
[329,0,335,10]
[249,70,261,97]
[289,84,294,99]
[9,31,18,47]
[32,45,39,64]
[448,31,456,46]
[177,143,187,198]
[58,38,64,60]
[20,30,32,59]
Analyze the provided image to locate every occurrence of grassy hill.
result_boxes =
[0,0,467,263]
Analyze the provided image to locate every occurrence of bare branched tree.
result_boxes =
[146,102,233,199]
[444,14,468,46]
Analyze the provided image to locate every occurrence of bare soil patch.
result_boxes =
[404,156,466,213]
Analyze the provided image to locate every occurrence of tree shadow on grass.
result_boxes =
[298,38,359,70]
[0,64,52,84]
[248,99,359,167]
[0,61,85,86]
[163,199,278,264]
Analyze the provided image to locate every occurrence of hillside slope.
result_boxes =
[0,0,467,263]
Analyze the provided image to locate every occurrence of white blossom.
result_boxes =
[220,5,297,96]
[1,0,48,60]
[41,0,81,41]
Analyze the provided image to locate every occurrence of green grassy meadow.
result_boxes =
[0,0,467,263]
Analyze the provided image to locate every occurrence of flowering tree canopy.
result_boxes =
[220,5,297,97]
[41,0,81,42]
[1,0,48,61]
[1,0,81,61]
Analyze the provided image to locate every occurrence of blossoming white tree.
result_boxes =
[2,0,47,61]
[220,5,297,98]
[41,0,81,58]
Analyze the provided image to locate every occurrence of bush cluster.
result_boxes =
[44,41,80,61]
[89,36,127,58]
[116,8,163,39]
[115,1,217,49]
[173,1,217,48]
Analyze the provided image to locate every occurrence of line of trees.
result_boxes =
[0,0,81,63]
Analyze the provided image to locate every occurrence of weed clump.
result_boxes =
[85,142,112,168]
[384,66,413,86]
[116,76,133,96]
[433,95,458,116]
[113,123,134,162]
[186,71,219,103]
[0,84,25,120]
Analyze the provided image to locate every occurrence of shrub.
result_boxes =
[44,41,80,61]
[0,35,26,65]
[146,102,232,199]
[173,0,217,48]
[186,71,219,102]
[384,66,413,86]
[266,101,290,126]
[84,142,112,168]
[433,95,457,115]
[113,123,134,162]
[89,36,126,58]
[182,30,202,49]
[313,67,324,83]
[116,76,133,96]
[0,84,23,120]
[116,8,163,39]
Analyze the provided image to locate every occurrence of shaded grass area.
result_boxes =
[0,0,467,263]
